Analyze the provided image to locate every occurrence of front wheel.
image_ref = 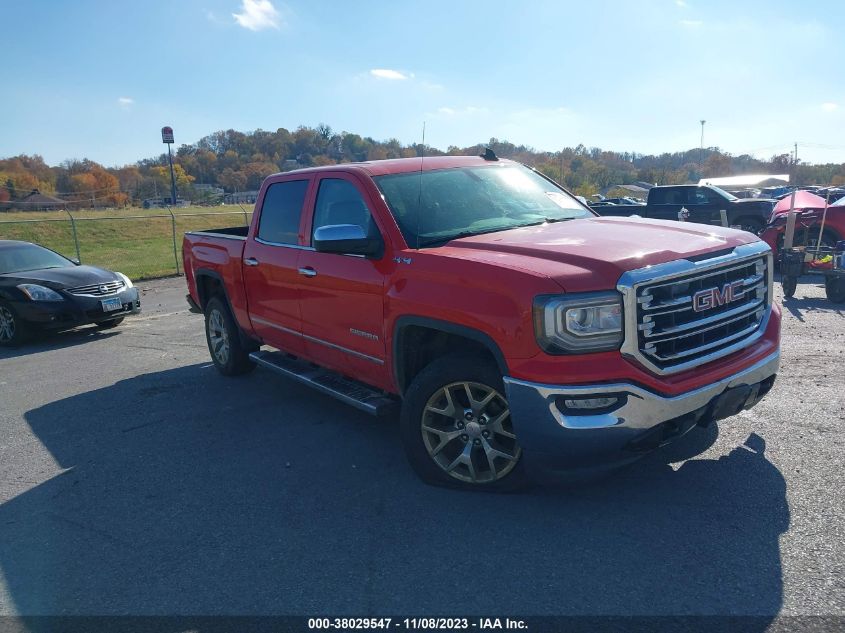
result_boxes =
[826,276,845,303]
[204,295,255,376]
[782,275,797,298]
[0,300,31,347]
[400,353,528,491]
[96,317,124,330]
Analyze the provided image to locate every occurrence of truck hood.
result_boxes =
[439,216,761,293]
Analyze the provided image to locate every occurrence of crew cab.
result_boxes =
[183,156,781,490]
[594,184,775,234]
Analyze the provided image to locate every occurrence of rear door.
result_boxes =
[242,176,313,354]
[646,187,684,221]
[296,173,390,388]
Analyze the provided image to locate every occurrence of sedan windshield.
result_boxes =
[0,243,74,274]
[374,164,593,247]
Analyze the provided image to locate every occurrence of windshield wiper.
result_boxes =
[416,226,516,247]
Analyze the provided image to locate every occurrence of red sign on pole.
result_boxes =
[161,126,174,144]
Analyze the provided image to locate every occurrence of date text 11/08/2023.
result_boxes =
[307,618,528,630]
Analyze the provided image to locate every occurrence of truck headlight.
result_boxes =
[534,292,624,353]
[18,284,64,302]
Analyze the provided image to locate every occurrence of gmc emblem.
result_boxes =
[692,280,745,312]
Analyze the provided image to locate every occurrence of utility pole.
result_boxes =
[794,142,798,164]
[699,120,706,167]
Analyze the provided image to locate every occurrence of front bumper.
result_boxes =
[14,287,141,330]
[503,350,780,478]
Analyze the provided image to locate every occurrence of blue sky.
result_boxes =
[3,0,844,166]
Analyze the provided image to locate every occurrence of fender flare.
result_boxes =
[392,316,509,393]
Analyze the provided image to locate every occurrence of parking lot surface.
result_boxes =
[0,275,843,619]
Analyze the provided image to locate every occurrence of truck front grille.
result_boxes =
[617,242,773,375]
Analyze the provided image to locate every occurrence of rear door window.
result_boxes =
[257,180,309,245]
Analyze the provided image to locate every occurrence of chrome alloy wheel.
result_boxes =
[207,308,230,365]
[0,306,15,343]
[421,381,521,484]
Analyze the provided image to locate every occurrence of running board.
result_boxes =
[249,351,399,416]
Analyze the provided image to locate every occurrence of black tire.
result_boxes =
[95,317,125,330]
[204,295,255,376]
[0,300,31,347]
[825,276,845,304]
[735,217,764,235]
[400,353,529,491]
[782,275,797,298]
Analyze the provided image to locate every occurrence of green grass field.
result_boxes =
[0,205,254,280]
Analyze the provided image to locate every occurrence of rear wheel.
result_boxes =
[204,295,255,376]
[0,300,31,347]
[400,353,528,491]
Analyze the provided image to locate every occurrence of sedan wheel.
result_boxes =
[421,380,521,485]
[0,306,15,344]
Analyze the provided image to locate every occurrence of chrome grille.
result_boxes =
[617,242,773,375]
[67,280,125,296]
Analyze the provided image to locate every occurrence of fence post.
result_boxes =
[167,206,180,275]
[64,208,82,263]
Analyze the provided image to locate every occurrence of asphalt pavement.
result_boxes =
[0,275,842,620]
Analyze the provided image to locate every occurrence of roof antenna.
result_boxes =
[480,146,498,161]
[415,121,425,250]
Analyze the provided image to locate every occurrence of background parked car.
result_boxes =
[0,240,140,346]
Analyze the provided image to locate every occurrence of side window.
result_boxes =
[257,180,309,245]
[311,178,375,242]
[649,188,667,204]
[688,188,711,205]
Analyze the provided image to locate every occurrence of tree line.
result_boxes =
[2,124,844,208]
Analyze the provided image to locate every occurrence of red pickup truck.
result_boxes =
[183,155,781,490]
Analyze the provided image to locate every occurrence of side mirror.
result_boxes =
[313,224,383,258]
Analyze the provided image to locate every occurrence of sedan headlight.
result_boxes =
[18,284,64,302]
[115,272,133,288]
[533,291,623,353]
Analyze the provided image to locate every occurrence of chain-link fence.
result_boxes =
[0,208,253,280]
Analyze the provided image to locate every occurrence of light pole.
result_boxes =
[699,119,706,167]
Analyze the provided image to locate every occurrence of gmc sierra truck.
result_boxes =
[183,155,781,490]
[592,184,775,234]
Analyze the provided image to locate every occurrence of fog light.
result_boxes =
[562,397,620,410]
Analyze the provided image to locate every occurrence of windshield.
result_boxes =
[0,243,74,274]
[833,196,845,207]
[374,164,593,247]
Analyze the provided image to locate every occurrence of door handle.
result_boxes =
[298,267,317,278]
[245,257,259,267]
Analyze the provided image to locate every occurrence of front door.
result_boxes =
[296,174,390,389]
[243,177,312,354]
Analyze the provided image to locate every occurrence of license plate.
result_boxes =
[101,297,123,312]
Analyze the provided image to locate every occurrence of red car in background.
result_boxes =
[760,194,845,254]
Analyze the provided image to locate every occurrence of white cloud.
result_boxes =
[821,102,839,112]
[232,0,280,31]
[370,68,411,80]
[117,97,134,107]
[680,19,703,27]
